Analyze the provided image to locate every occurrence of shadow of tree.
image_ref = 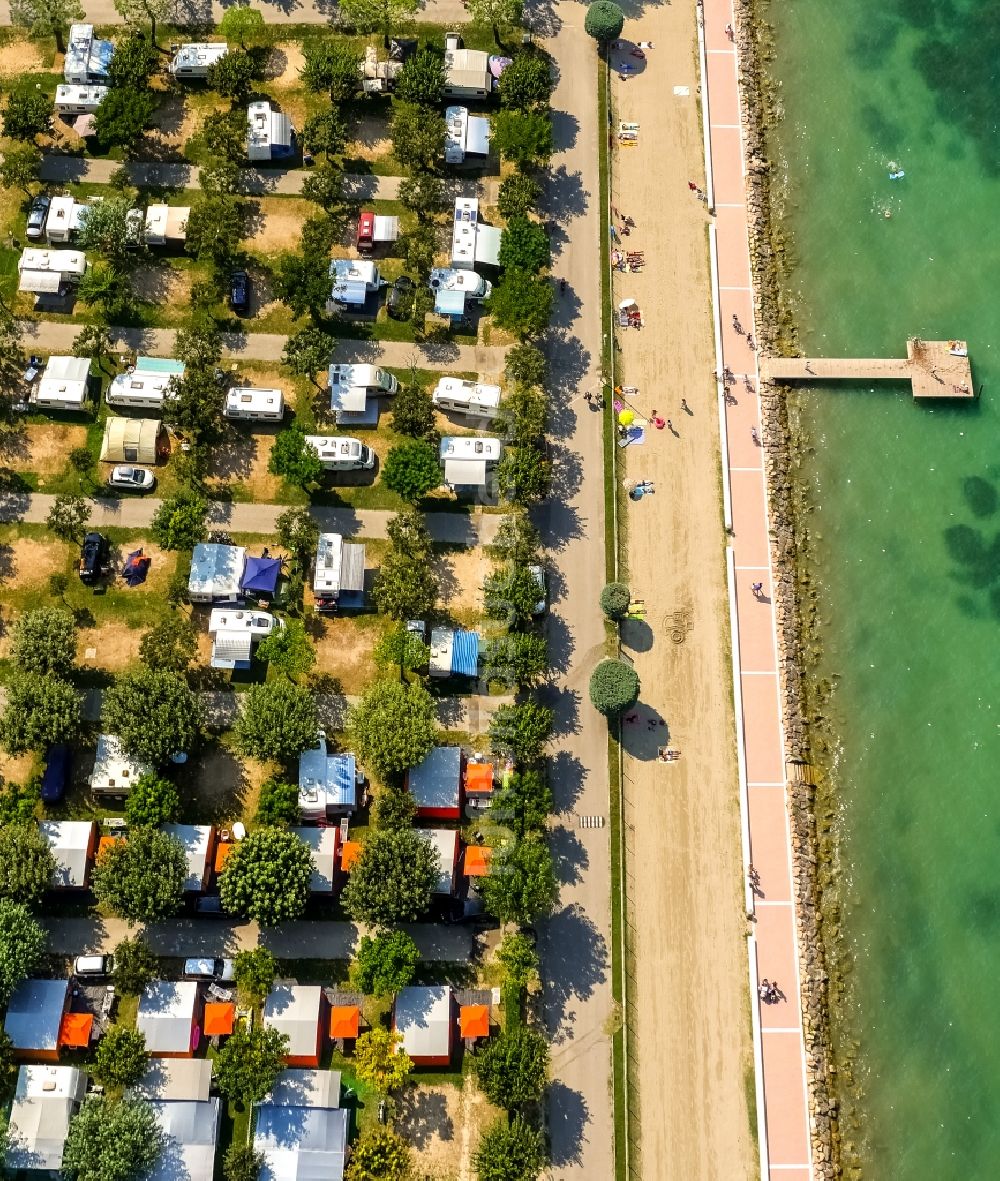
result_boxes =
[394,1086,455,1149]
[538,901,608,1043]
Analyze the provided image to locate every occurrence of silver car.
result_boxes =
[183,957,235,983]
[108,465,156,492]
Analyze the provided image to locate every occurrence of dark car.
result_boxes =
[386,275,414,321]
[78,531,109,585]
[26,195,50,241]
[229,269,249,315]
[194,894,227,918]
[40,743,71,802]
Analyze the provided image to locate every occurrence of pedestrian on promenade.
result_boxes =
[725,23,734,40]
[751,581,764,597]
[747,333,756,351]
[732,313,744,334]
[751,425,760,445]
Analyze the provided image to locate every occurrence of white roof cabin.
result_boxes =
[32,355,90,410]
[5,1065,87,1174]
[19,248,86,292]
[451,198,501,269]
[208,607,278,669]
[169,42,229,77]
[54,84,108,113]
[443,38,491,98]
[137,981,199,1057]
[161,824,214,893]
[253,1070,347,1181]
[64,24,113,84]
[247,100,295,161]
[44,196,91,242]
[290,827,338,893]
[327,363,396,425]
[145,205,189,245]
[423,828,460,895]
[311,532,366,609]
[41,820,96,888]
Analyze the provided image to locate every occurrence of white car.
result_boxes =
[183,957,235,983]
[108,465,156,492]
[74,954,114,978]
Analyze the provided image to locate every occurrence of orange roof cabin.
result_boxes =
[459,1004,490,1041]
[203,1003,236,1037]
[340,840,363,872]
[3,979,71,1062]
[463,845,492,877]
[394,986,453,1067]
[214,840,236,876]
[406,746,463,819]
[329,1005,360,1041]
[264,986,325,1068]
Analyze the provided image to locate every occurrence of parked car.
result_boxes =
[183,957,235,982]
[107,465,156,492]
[73,954,114,978]
[528,564,547,615]
[26,195,50,241]
[78,531,109,585]
[229,269,249,315]
[40,743,72,803]
[386,275,414,320]
[194,894,227,917]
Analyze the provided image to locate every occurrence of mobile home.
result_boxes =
[444,106,491,164]
[90,734,152,797]
[18,248,87,294]
[55,84,108,115]
[432,377,500,420]
[327,258,383,310]
[429,266,492,304]
[107,356,184,410]
[312,532,366,612]
[328,363,396,425]
[144,205,189,246]
[207,607,279,669]
[443,34,491,98]
[32,355,90,411]
[44,197,90,243]
[223,386,285,421]
[451,197,502,270]
[304,436,375,472]
[64,24,113,85]
[439,436,501,488]
[188,543,247,605]
[169,42,229,79]
[247,100,296,162]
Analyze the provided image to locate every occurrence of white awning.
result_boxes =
[445,458,487,485]
[19,270,63,294]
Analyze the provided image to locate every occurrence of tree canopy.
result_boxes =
[474,1027,549,1108]
[584,0,625,42]
[396,47,445,107]
[207,48,257,101]
[588,659,640,717]
[346,1128,413,1181]
[489,701,554,763]
[282,326,335,386]
[353,1027,412,1094]
[0,142,41,194]
[473,1115,547,1181]
[124,774,181,827]
[350,929,420,998]
[0,824,55,906]
[233,947,277,1006]
[0,901,45,1006]
[255,777,301,826]
[213,1025,289,1106]
[301,38,361,102]
[487,270,554,338]
[373,551,438,621]
[63,1096,164,1181]
[9,0,83,51]
[491,512,541,565]
[347,679,436,780]
[150,489,209,551]
[391,371,437,440]
[498,52,553,109]
[3,86,53,140]
[499,216,551,274]
[139,613,198,674]
[219,4,266,48]
[224,1143,266,1181]
[496,932,540,987]
[112,0,172,43]
[488,769,553,837]
[373,623,430,679]
[102,668,202,765]
[390,101,446,172]
[0,672,79,753]
[233,680,319,761]
[498,172,541,219]
[479,837,557,925]
[92,1026,148,1088]
[92,827,187,923]
[497,447,551,505]
[383,439,442,502]
[483,634,548,689]
[45,492,89,541]
[94,89,156,153]
[77,194,140,270]
[275,507,320,564]
[484,563,545,628]
[492,110,553,168]
[269,425,325,488]
[257,619,316,680]
[337,0,419,42]
[599,581,631,620]
[112,935,157,995]
[10,606,76,677]
[342,830,439,926]
[371,784,417,831]
[219,827,314,925]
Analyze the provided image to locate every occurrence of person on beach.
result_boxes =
[747,333,756,351]
[681,398,690,413]
[666,419,673,433]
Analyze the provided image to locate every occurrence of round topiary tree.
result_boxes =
[585,0,625,44]
[589,659,640,717]
[599,581,631,620]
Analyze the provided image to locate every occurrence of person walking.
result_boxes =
[732,313,744,335]
[751,581,764,597]
[680,398,690,413]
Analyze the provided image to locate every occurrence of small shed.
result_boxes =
[264,986,325,1068]
[393,986,453,1066]
[290,827,339,894]
[130,1058,213,1104]
[41,820,97,888]
[137,981,200,1058]
[340,840,362,872]
[33,355,90,410]
[99,416,166,464]
[464,759,494,800]
[406,746,463,818]
[329,1006,360,1042]
[90,733,152,797]
[423,829,460,896]
[298,734,358,821]
[5,1065,87,1174]
[161,824,215,893]
[3,979,70,1061]
[443,44,491,98]
[188,543,247,605]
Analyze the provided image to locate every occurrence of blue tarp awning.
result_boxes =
[452,630,479,677]
[240,556,281,595]
[328,753,357,808]
[435,289,466,316]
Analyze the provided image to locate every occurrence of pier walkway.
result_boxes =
[762,338,973,399]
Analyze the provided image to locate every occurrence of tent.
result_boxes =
[99,417,164,464]
[123,549,150,587]
[240,555,282,597]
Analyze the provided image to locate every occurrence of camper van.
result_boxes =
[428,267,492,303]
[55,84,108,115]
[451,197,502,270]
[328,259,383,309]
[44,197,88,243]
[304,436,376,472]
[106,357,184,410]
[432,377,501,421]
[439,436,501,489]
[64,24,113,85]
[18,248,87,294]
[247,100,296,162]
[169,42,229,79]
[444,106,491,165]
[312,532,367,612]
[224,387,285,422]
[144,205,188,246]
[356,211,400,254]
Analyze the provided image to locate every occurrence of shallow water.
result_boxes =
[769,0,1000,1174]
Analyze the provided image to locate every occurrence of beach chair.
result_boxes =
[619,121,640,133]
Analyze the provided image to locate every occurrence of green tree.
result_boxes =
[0,673,78,754]
[9,0,82,51]
[212,1025,289,1106]
[498,173,541,219]
[347,679,436,780]
[346,1128,413,1181]
[176,322,223,369]
[497,446,551,504]
[496,932,539,988]
[488,770,553,837]
[219,827,314,926]
[269,425,325,489]
[73,322,114,373]
[102,669,202,765]
[233,679,319,761]
[94,89,156,154]
[484,563,545,628]
[498,52,553,108]
[3,86,52,140]
[489,702,553,763]
[0,824,55,906]
[0,781,43,828]
[372,551,438,620]
[473,1115,547,1181]
[10,607,76,677]
[599,582,631,620]
[371,784,416,831]
[383,439,441,502]
[208,49,257,101]
[273,251,331,321]
[107,34,159,88]
[185,195,243,266]
[92,1026,148,1088]
[350,929,419,998]
[300,165,345,211]
[92,827,187,923]
[200,158,242,196]
[275,507,320,565]
[342,829,439,925]
[391,370,436,439]
[201,108,248,166]
[0,900,45,1006]
[338,0,419,44]
[584,0,625,44]
[302,109,347,160]
[496,383,546,447]
[589,659,640,717]
[124,774,181,827]
[373,622,430,678]
[139,613,198,674]
[0,1029,18,1104]
[487,270,554,338]
[396,47,445,107]
[480,837,556,925]
[224,1143,265,1181]
[282,326,335,388]
[112,0,172,44]
[233,947,277,1006]
[474,1026,549,1107]
[45,492,89,541]
[257,620,316,680]
[390,102,446,172]
[112,935,157,995]
[78,264,135,321]
[353,1028,412,1093]
[386,506,432,557]
[77,193,137,270]
[499,217,550,274]
[483,634,548,688]
[0,142,41,194]
[301,38,361,102]
[63,1096,164,1181]
[492,110,553,169]
[490,512,540,565]
[466,0,523,44]
[169,369,224,441]
[150,489,208,551]
[219,3,266,49]
[255,778,300,826]
[398,173,445,223]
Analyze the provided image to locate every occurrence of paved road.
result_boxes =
[1,491,502,545]
[17,320,507,374]
[44,915,476,961]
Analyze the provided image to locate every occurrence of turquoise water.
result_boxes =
[769,1,1000,1174]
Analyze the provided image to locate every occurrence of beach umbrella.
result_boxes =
[618,409,634,426]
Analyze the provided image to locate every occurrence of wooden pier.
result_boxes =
[761,338,974,399]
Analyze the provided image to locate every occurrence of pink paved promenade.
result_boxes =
[702,0,816,1176]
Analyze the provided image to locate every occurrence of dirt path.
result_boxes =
[609,8,757,1180]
